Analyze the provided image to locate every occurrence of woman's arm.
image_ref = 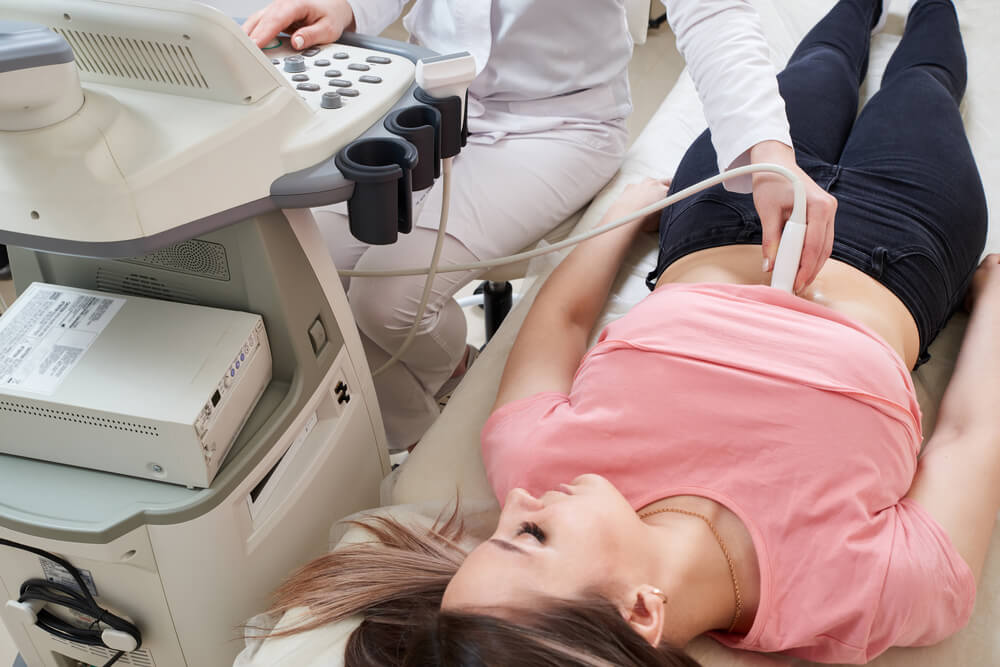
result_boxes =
[905,255,1000,581]
[492,179,669,410]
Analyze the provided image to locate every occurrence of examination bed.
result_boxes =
[237,0,999,664]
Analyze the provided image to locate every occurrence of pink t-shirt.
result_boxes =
[481,283,975,664]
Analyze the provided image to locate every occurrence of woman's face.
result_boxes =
[441,474,647,612]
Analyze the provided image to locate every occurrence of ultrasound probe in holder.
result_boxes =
[414,52,476,155]
[415,52,476,115]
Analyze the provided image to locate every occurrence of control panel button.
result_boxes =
[321,91,342,109]
[271,58,280,65]
[303,47,321,57]
[291,74,309,82]
[283,55,306,73]
[337,88,360,97]
[333,52,349,59]
[366,56,392,64]
[347,63,370,71]
[314,59,331,67]
[359,75,382,84]
[327,79,352,88]
[323,69,342,78]
[296,82,321,91]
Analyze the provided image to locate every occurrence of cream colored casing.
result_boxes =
[0,0,414,247]
[0,209,392,667]
[0,1,409,664]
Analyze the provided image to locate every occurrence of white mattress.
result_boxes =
[238,1,999,665]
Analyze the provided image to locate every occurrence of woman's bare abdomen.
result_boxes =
[654,245,921,368]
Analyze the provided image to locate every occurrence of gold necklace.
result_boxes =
[638,507,743,633]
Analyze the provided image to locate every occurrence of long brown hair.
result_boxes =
[264,508,701,666]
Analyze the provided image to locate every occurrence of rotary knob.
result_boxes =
[321,91,342,109]
[283,55,306,73]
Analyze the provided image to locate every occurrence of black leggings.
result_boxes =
[647,0,987,365]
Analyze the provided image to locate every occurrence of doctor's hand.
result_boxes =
[243,0,356,50]
[750,140,837,293]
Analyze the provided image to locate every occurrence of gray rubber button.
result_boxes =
[338,88,359,97]
[296,82,320,91]
[321,92,342,109]
[271,58,280,65]
[291,74,309,82]
[314,59,330,67]
[323,69,342,77]
[333,52,349,59]
[303,47,321,57]
[328,79,352,87]
[359,75,382,84]
[347,63,370,71]
[283,55,305,73]
[366,56,391,64]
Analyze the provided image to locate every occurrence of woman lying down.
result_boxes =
[259,0,995,664]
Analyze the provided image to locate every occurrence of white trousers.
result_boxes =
[316,120,627,450]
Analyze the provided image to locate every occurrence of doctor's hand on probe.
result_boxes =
[751,140,837,294]
[243,0,354,50]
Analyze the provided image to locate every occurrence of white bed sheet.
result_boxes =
[238,1,998,664]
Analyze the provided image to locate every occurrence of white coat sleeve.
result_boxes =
[662,0,793,192]
[344,0,409,36]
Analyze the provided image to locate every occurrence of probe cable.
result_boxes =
[0,537,141,667]
[340,163,805,279]
[350,163,805,375]
[370,156,454,378]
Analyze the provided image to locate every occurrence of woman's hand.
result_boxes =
[750,140,837,293]
[964,253,1000,312]
[243,0,356,50]
[605,178,672,233]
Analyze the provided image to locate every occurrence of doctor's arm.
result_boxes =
[663,0,836,293]
[243,0,408,49]
[492,179,669,410]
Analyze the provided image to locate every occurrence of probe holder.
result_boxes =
[384,105,442,191]
[334,137,419,245]
[414,87,467,158]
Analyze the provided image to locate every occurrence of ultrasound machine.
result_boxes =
[0,2,470,664]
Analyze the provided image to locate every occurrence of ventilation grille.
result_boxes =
[0,400,159,437]
[96,268,199,304]
[52,635,156,666]
[121,239,231,281]
[54,27,208,89]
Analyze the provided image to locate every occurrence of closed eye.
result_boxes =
[517,521,546,543]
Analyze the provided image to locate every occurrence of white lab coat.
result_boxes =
[347,0,793,187]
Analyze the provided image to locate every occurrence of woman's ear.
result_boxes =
[621,584,666,646]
